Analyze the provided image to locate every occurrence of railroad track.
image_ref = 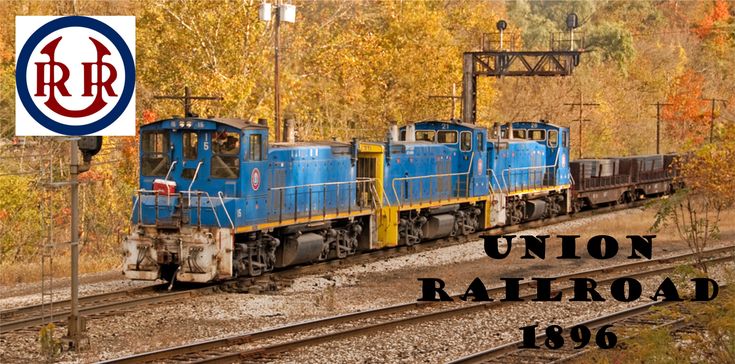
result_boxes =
[100,245,735,364]
[0,283,212,334]
[449,287,725,364]
[0,200,681,338]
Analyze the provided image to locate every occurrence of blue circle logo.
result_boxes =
[16,16,135,135]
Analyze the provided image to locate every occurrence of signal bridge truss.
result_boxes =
[461,49,583,125]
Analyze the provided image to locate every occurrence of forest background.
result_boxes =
[0,0,734,283]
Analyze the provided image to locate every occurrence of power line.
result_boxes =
[702,97,727,143]
[564,89,599,159]
[650,102,672,154]
[428,83,461,120]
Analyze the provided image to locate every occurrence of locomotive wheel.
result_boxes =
[617,194,625,205]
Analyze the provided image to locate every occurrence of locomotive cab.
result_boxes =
[398,120,490,198]
[487,120,572,226]
[125,116,377,283]
[126,118,267,282]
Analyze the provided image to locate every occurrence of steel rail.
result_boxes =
[0,283,165,318]
[450,284,729,364]
[449,302,669,364]
[182,255,734,364]
[1,197,642,336]
[0,285,210,334]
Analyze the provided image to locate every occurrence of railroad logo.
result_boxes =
[251,168,261,191]
[15,16,135,136]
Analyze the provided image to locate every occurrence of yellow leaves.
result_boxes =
[674,45,688,78]
[679,128,735,205]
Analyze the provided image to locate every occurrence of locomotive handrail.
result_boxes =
[376,182,391,208]
[131,189,223,228]
[568,172,575,188]
[502,165,555,193]
[217,191,235,229]
[131,195,140,223]
[195,191,222,228]
[268,178,378,224]
[501,147,561,193]
[163,160,177,181]
[131,189,160,225]
[485,168,507,194]
[503,146,560,172]
[268,178,376,191]
[186,161,203,205]
[390,152,474,208]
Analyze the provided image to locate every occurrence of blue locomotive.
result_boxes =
[487,120,572,226]
[123,117,572,283]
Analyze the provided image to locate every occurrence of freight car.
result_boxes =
[570,153,681,211]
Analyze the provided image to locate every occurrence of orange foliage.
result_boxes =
[694,0,730,42]
[142,109,157,123]
[54,207,71,226]
[78,170,107,183]
[119,136,137,161]
[662,70,708,144]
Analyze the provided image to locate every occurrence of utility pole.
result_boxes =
[564,90,599,159]
[154,86,223,117]
[260,1,297,142]
[702,97,727,143]
[273,0,281,142]
[650,102,672,154]
[429,83,462,120]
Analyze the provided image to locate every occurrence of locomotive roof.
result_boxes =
[143,117,268,130]
[410,119,486,130]
[271,141,351,148]
[508,120,566,130]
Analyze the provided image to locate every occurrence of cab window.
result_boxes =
[529,129,546,141]
[548,130,558,148]
[477,133,484,151]
[437,130,457,144]
[183,132,198,160]
[562,131,568,147]
[249,134,262,161]
[512,129,526,139]
[211,131,240,178]
[415,130,435,142]
[141,131,169,176]
[460,131,472,151]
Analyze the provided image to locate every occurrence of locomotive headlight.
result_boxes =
[179,120,185,128]
[185,121,192,128]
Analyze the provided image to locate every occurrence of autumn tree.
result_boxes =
[653,126,735,273]
[661,69,709,145]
